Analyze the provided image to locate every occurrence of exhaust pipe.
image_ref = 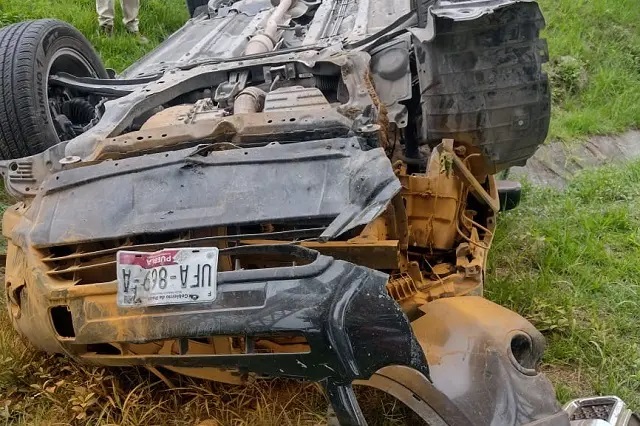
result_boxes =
[234,87,267,114]
[244,0,294,55]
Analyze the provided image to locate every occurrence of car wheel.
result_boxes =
[0,19,108,160]
[186,0,209,18]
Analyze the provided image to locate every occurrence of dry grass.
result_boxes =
[0,301,329,425]
[0,269,332,425]
[0,289,420,425]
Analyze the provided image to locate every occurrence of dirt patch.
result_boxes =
[509,130,640,188]
[540,363,595,399]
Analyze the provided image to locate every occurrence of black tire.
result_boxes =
[0,19,108,160]
[186,0,209,18]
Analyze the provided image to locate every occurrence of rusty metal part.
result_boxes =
[140,105,193,129]
[88,109,352,161]
[233,87,267,114]
[441,140,500,213]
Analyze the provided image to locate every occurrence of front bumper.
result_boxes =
[9,241,476,425]
[7,238,574,426]
[59,245,427,378]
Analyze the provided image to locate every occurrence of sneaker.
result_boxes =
[99,24,113,37]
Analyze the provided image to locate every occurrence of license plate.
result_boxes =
[116,248,219,307]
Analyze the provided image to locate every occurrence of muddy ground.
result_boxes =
[509,130,640,188]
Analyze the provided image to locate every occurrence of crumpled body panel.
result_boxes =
[413,296,570,426]
[24,138,399,247]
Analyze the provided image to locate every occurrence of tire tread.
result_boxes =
[0,19,106,160]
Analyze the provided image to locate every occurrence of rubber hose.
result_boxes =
[62,98,95,124]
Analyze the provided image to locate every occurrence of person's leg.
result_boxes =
[120,0,140,33]
[96,0,115,33]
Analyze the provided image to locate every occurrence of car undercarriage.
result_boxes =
[0,0,637,425]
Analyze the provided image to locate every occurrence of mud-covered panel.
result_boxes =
[416,2,550,174]
[67,246,427,383]
[413,296,570,426]
[28,138,400,246]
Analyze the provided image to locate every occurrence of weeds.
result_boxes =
[546,56,588,104]
[0,0,188,71]
[488,160,640,408]
[542,0,640,140]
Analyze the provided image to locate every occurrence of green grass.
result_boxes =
[0,0,188,71]
[488,161,640,407]
[542,0,640,141]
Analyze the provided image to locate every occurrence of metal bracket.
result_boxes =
[263,63,297,83]
[214,70,249,108]
[48,72,162,98]
[441,140,500,213]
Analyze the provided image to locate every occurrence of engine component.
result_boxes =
[234,87,267,114]
[141,99,225,129]
[244,0,294,55]
[263,86,329,111]
[214,71,249,109]
[140,105,193,129]
[62,98,96,125]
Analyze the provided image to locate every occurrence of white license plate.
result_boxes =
[116,248,219,307]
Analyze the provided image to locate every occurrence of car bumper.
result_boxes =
[3,238,579,426]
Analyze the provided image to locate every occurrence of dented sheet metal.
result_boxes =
[430,0,541,20]
[26,137,399,247]
[413,296,570,426]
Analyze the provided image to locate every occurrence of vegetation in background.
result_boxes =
[541,0,640,140]
[488,161,640,407]
[0,0,188,71]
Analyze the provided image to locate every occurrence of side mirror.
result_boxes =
[497,180,522,212]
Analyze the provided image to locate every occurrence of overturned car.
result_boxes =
[0,0,637,424]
